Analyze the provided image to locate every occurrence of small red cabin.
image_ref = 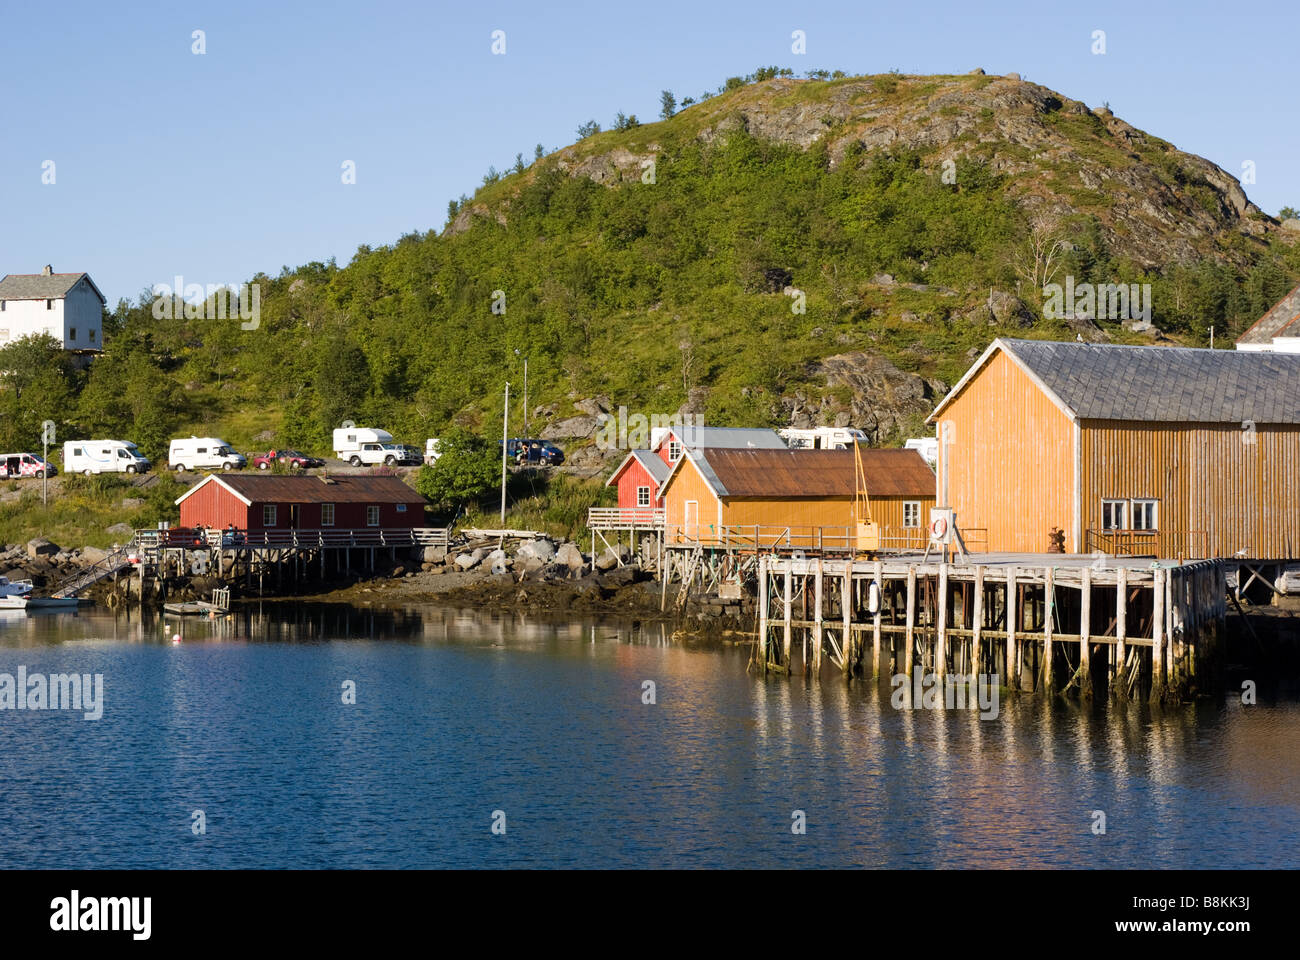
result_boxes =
[176,473,427,532]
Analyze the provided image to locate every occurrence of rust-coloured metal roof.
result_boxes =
[182,473,424,505]
[695,447,935,499]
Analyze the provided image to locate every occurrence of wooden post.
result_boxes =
[936,563,948,678]
[757,556,769,671]
[783,565,793,666]
[1115,566,1128,699]
[972,565,984,678]
[1166,568,1176,690]
[1079,567,1092,696]
[1005,567,1017,688]
[872,560,883,679]
[813,559,824,676]
[1041,566,1054,692]
[841,566,853,678]
[903,567,916,676]
[1151,567,1166,702]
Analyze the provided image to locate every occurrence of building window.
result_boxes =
[263,504,277,526]
[1131,500,1158,531]
[1101,499,1127,530]
[89,329,96,343]
[903,501,921,528]
[46,299,54,310]
[69,328,76,341]
[367,505,379,526]
[0,329,7,341]
[0,301,5,311]
[636,486,651,507]
[321,503,335,526]
[668,440,682,463]
[396,503,407,512]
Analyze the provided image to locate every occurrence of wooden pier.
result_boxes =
[754,552,1227,702]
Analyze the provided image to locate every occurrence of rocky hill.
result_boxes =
[36,70,1300,473]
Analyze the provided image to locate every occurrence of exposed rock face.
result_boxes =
[539,73,1272,272]
[789,352,945,443]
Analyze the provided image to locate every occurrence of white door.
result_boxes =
[684,500,698,540]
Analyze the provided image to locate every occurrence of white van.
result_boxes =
[779,427,869,450]
[64,440,151,475]
[333,427,398,467]
[168,436,247,472]
[425,438,442,465]
[904,437,939,468]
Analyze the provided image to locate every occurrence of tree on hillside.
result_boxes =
[0,334,78,450]
[1279,206,1298,221]
[414,428,499,509]
[660,90,676,120]
[314,335,370,432]
[576,120,601,139]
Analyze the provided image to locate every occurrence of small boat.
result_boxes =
[0,596,28,610]
[25,597,82,609]
[0,575,35,599]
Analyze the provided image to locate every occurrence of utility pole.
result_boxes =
[41,420,55,509]
[1209,325,1215,349]
[500,382,510,525]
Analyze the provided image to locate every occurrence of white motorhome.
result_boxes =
[64,440,151,475]
[333,427,398,466]
[904,437,939,468]
[425,438,442,465]
[779,426,869,450]
[168,436,246,472]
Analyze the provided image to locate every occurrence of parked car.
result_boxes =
[392,444,423,466]
[169,437,246,472]
[425,438,442,465]
[64,439,151,475]
[252,449,325,470]
[505,438,564,466]
[0,453,56,479]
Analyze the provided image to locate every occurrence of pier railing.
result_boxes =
[137,527,448,550]
[587,507,666,530]
[664,524,983,555]
[1085,528,1208,560]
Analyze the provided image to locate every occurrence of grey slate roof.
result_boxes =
[1237,281,1300,344]
[1001,338,1300,424]
[631,450,670,485]
[0,272,105,303]
[670,426,786,449]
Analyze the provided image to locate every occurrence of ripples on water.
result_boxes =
[0,604,1295,869]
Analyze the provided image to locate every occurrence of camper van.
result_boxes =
[904,437,939,469]
[332,427,401,467]
[425,438,442,466]
[0,453,56,479]
[168,437,247,472]
[779,427,869,450]
[64,440,151,476]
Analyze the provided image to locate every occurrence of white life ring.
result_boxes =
[930,516,949,540]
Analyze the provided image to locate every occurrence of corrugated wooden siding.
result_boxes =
[1081,420,1300,559]
[936,349,1076,552]
[662,457,720,543]
[615,458,661,510]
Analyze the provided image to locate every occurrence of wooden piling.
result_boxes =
[1079,566,1092,696]
[813,559,824,676]
[1115,566,1127,699]
[1005,567,1017,688]
[782,565,793,666]
[841,568,853,678]
[903,567,916,676]
[972,565,984,677]
[1151,566,1166,702]
[757,556,769,671]
[936,563,949,678]
[872,560,883,679]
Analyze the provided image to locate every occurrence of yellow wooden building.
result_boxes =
[928,338,1300,559]
[659,447,936,550]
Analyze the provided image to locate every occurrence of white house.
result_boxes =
[1236,281,1300,353]
[0,265,106,354]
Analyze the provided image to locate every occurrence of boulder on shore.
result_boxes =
[26,538,59,560]
[555,542,585,570]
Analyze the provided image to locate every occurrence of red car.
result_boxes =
[251,449,325,470]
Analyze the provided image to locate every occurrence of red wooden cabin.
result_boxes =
[176,473,426,532]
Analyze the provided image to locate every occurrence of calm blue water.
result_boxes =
[0,604,1295,868]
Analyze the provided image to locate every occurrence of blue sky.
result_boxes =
[3,0,1296,305]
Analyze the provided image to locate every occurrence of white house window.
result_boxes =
[46,299,54,310]
[321,503,335,526]
[366,505,380,526]
[903,501,921,528]
[1131,500,1158,531]
[0,329,7,341]
[263,505,277,526]
[668,440,682,463]
[1101,500,1127,530]
[636,486,651,507]
[0,301,5,311]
